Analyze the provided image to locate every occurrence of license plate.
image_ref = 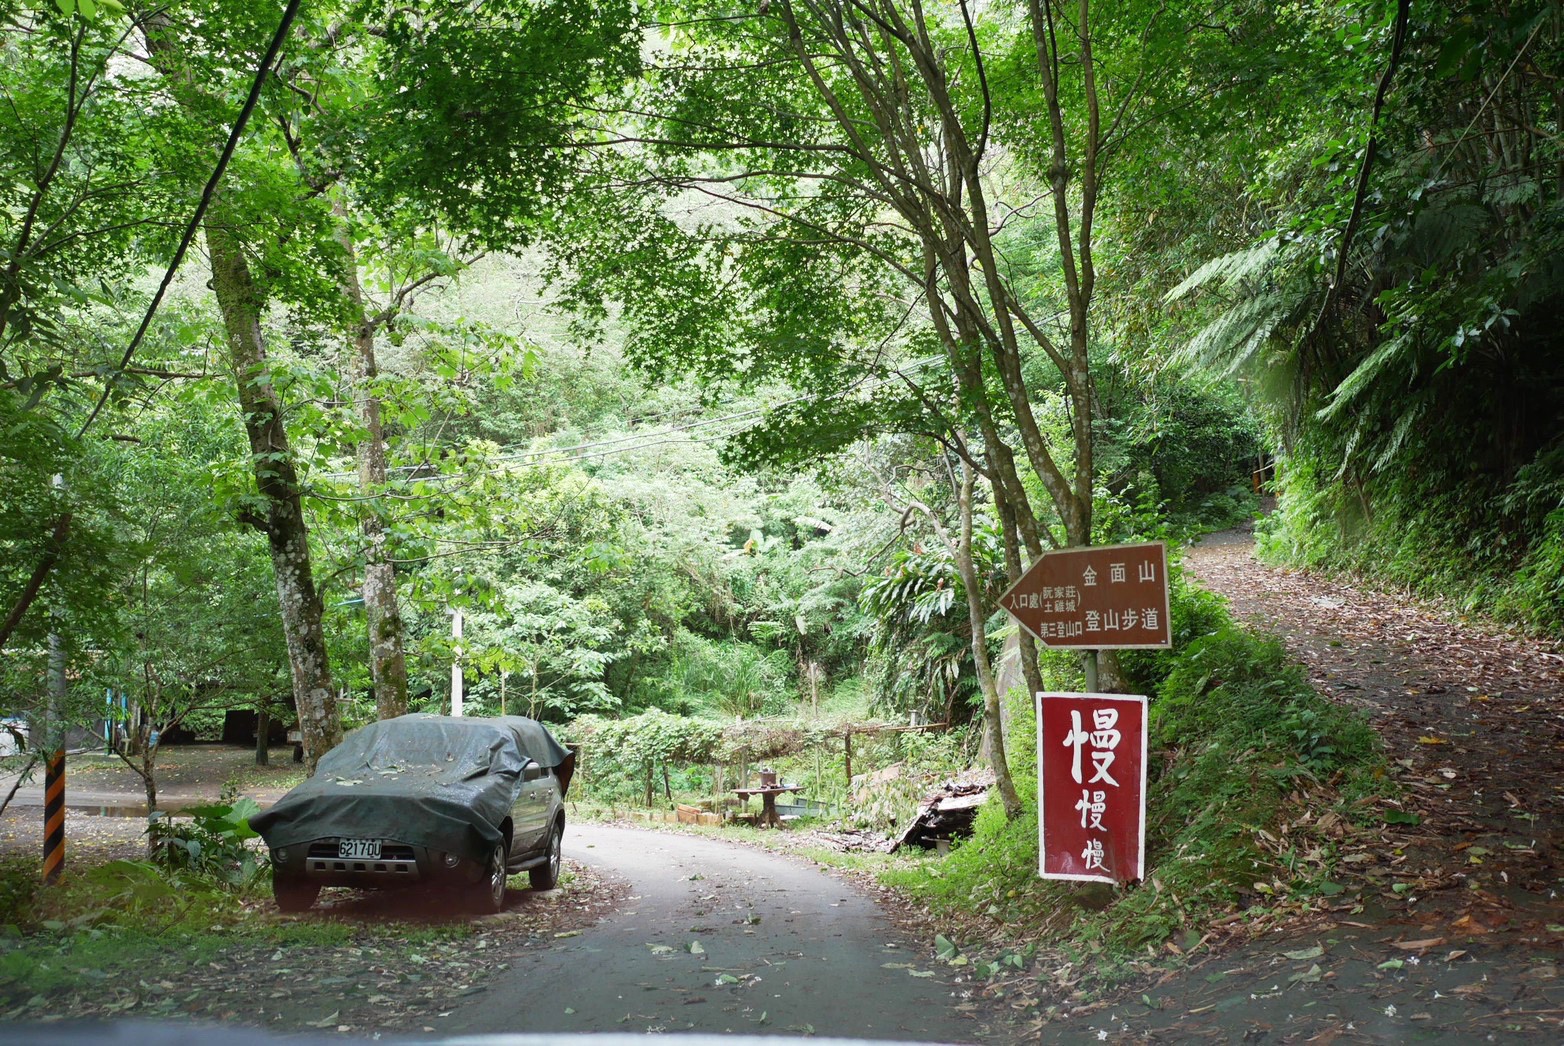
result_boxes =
[338,838,381,860]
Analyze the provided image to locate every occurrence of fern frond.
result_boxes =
[1174,286,1295,376]
[1316,332,1414,422]
[1165,239,1281,302]
[1371,395,1431,473]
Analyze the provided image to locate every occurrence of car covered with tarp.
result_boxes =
[251,713,574,912]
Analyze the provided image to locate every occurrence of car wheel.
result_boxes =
[471,841,508,914]
[529,820,563,891]
[274,875,319,913]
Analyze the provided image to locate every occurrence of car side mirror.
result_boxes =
[523,762,545,782]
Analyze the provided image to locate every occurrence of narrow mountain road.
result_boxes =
[436,823,987,1041]
[1037,527,1564,1042]
[1182,525,1564,906]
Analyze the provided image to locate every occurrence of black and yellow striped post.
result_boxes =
[42,747,65,883]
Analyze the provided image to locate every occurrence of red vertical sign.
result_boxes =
[1037,692,1147,883]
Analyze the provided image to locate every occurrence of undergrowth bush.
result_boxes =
[1257,457,1564,633]
[146,798,267,887]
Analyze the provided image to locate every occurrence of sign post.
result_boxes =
[1037,692,1148,882]
[998,543,1169,883]
[450,609,464,718]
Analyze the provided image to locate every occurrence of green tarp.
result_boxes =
[251,714,574,860]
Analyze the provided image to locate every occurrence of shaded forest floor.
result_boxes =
[1038,527,1564,1042]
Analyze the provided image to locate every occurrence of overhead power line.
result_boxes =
[77,0,305,438]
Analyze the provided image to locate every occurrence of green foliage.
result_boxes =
[651,633,795,719]
[1257,446,1564,633]
[569,710,725,803]
[1160,1,1564,632]
[859,524,1003,725]
[145,798,266,887]
[347,0,643,248]
[1092,367,1266,538]
[0,858,43,933]
[1117,561,1234,694]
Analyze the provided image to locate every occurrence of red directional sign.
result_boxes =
[997,541,1171,649]
[1038,692,1147,883]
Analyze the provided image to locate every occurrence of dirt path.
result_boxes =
[0,744,301,865]
[1038,528,1564,1042]
[1187,527,1564,912]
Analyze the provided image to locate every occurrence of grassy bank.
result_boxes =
[880,585,1387,986]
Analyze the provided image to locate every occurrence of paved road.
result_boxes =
[438,823,982,1042]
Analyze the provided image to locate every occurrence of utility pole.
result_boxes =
[43,475,66,884]
[450,609,464,717]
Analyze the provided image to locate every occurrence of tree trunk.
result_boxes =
[140,15,341,774]
[255,706,270,766]
[330,209,409,720]
[140,730,158,814]
[206,225,341,774]
[950,465,1023,819]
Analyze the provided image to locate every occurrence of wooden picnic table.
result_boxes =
[732,784,804,828]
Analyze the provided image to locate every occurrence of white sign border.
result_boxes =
[1037,691,1149,884]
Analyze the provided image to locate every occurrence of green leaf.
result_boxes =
[1288,963,1323,984]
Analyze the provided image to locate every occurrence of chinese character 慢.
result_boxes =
[1076,789,1107,830]
[1109,562,1127,583]
[1063,710,1090,783]
[1082,839,1105,870]
[1088,708,1121,786]
[1090,708,1120,749]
